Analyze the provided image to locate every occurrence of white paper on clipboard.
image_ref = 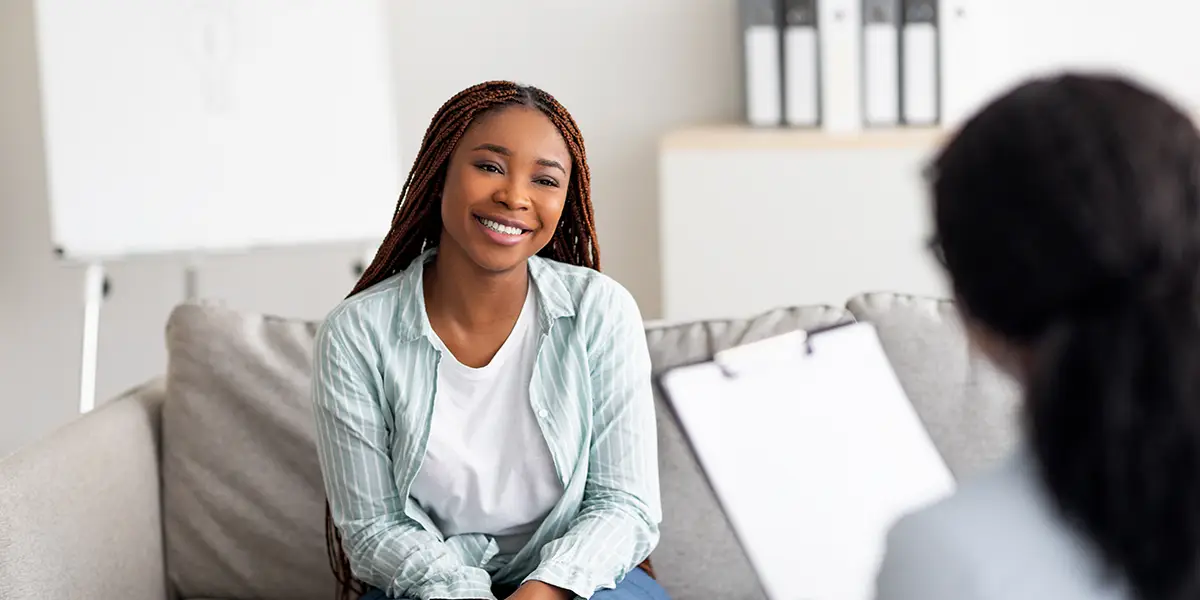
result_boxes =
[657,321,955,600]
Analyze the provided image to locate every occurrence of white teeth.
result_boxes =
[479,217,524,236]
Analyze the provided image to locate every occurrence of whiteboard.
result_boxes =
[33,0,400,260]
[942,0,1200,127]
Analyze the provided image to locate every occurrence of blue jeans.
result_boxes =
[590,567,670,600]
[360,567,670,599]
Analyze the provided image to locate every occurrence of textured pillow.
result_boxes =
[645,304,854,600]
[846,292,1022,479]
[162,301,333,600]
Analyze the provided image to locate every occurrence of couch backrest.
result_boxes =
[157,293,1020,600]
[846,293,1021,477]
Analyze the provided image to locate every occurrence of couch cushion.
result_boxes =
[162,302,333,600]
[645,304,854,600]
[846,293,1022,479]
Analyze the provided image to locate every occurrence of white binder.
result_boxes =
[817,0,864,133]
[741,0,785,127]
[936,0,978,128]
[900,0,939,125]
[862,0,900,126]
[657,321,956,600]
[783,0,820,127]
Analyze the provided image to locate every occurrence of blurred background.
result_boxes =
[2,0,1197,456]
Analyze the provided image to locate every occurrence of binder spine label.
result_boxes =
[783,0,820,126]
[818,0,864,133]
[741,0,785,126]
[900,0,939,125]
[862,0,900,126]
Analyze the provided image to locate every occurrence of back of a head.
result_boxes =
[930,73,1200,599]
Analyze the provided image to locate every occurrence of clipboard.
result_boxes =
[655,321,955,600]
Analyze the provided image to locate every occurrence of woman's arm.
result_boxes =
[313,316,495,600]
[522,281,662,599]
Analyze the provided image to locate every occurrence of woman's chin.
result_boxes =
[464,245,533,274]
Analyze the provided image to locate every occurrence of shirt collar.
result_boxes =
[393,248,576,343]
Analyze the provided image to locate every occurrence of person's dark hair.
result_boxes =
[326,80,598,600]
[929,72,1200,599]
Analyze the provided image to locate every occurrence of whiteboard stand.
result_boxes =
[184,255,201,300]
[78,262,107,414]
[76,257,201,415]
[353,242,380,278]
[184,267,198,300]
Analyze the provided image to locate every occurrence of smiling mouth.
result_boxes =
[475,215,531,236]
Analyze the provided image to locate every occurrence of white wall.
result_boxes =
[386,1,742,307]
[660,129,950,322]
[0,0,742,455]
[938,0,1200,126]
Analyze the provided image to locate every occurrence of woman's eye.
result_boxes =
[536,178,560,188]
[475,163,502,174]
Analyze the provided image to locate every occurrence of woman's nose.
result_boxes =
[492,182,532,210]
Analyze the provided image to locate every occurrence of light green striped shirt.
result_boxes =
[311,249,662,600]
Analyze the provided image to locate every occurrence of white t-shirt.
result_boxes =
[410,282,565,559]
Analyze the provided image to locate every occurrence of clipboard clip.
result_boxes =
[712,320,857,378]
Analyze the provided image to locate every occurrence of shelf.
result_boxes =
[660,124,950,152]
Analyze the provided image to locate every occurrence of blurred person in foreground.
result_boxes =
[876,73,1200,600]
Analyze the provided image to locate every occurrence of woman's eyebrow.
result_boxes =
[473,143,565,174]
[536,158,566,174]
[472,142,511,156]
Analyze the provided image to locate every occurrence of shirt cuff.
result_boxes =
[524,561,616,600]
[406,567,498,600]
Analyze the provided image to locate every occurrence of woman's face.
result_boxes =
[439,105,572,274]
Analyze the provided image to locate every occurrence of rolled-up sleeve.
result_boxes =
[312,315,495,600]
[525,281,662,598]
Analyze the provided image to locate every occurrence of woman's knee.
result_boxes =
[590,568,671,600]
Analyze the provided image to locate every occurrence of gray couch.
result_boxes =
[0,292,1021,600]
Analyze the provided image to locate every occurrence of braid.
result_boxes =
[326,81,599,600]
[530,86,599,270]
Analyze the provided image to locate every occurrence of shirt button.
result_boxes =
[537,409,549,419]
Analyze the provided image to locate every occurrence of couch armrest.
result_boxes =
[0,379,169,600]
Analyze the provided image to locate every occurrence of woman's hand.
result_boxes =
[506,580,575,600]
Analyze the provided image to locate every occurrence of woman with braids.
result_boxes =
[875,73,1200,600]
[311,81,666,600]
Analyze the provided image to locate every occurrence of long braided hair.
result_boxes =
[326,80,599,600]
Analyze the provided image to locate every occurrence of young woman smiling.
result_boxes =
[311,81,668,600]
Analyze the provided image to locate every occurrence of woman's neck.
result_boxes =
[423,244,530,330]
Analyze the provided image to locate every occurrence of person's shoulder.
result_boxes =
[888,453,1039,557]
[532,255,614,291]
[884,480,987,564]
[317,269,410,344]
[876,461,1022,599]
[532,256,641,318]
[879,450,1125,600]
